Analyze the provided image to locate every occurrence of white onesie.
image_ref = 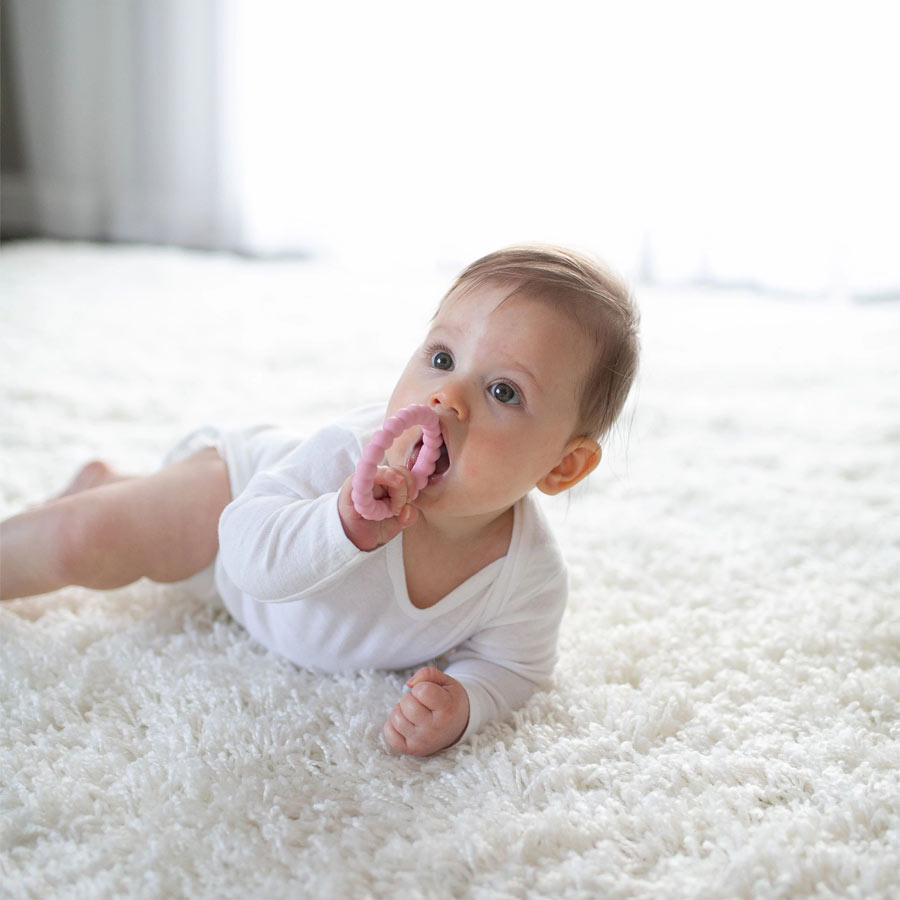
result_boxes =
[201,405,567,740]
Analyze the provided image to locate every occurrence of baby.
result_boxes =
[0,244,640,756]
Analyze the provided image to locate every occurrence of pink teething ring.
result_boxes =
[351,404,443,521]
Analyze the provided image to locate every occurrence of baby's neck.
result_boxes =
[401,507,514,610]
[413,505,513,552]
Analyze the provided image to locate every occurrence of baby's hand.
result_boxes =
[337,467,420,551]
[383,667,470,757]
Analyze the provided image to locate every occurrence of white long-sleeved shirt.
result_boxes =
[215,405,568,739]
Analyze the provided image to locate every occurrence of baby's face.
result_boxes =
[386,281,592,524]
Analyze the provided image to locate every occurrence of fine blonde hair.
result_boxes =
[440,244,640,440]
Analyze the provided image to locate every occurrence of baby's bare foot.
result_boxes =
[57,460,128,498]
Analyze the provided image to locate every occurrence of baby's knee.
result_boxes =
[53,496,119,587]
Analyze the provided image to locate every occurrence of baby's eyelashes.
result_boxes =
[425,343,454,371]
[422,342,525,409]
[489,381,521,405]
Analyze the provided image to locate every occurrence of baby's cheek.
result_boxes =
[464,450,516,499]
[486,441,527,477]
[456,453,496,493]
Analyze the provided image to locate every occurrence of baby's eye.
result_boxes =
[430,349,454,371]
[489,382,521,405]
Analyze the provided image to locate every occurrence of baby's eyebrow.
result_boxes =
[427,325,540,391]
[501,360,539,391]
[425,322,460,340]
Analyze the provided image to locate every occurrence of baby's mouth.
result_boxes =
[407,435,450,485]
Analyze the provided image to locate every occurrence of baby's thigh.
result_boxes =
[128,447,231,581]
[51,447,231,587]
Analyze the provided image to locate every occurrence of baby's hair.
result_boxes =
[439,244,640,441]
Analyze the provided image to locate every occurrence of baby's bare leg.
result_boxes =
[55,459,131,498]
[0,448,230,600]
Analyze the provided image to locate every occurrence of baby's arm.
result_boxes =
[441,570,568,745]
[218,426,367,600]
[219,423,423,600]
[383,667,470,756]
[383,570,567,756]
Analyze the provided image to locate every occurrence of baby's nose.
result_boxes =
[428,386,468,423]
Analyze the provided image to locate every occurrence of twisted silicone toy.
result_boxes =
[351,404,443,520]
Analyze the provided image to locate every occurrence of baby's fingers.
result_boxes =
[383,720,408,753]
[372,466,417,517]
[410,681,447,711]
[389,703,418,738]
[399,692,432,726]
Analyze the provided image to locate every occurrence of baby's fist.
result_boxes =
[383,667,469,757]
[337,468,419,552]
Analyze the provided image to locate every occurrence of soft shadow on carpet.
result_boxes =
[1,242,898,899]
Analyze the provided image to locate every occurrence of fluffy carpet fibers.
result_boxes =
[1,241,898,899]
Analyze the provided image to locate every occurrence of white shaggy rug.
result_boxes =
[1,241,898,899]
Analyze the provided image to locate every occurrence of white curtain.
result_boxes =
[3,0,240,249]
[4,0,899,295]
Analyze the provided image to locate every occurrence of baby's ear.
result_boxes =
[537,438,601,496]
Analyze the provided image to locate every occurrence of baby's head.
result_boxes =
[436,243,640,442]
[387,243,639,518]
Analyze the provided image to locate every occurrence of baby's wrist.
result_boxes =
[336,478,369,551]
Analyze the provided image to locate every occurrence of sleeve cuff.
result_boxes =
[454,679,495,742]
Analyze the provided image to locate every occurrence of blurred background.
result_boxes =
[1,0,898,297]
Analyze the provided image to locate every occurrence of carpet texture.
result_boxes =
[1,241,898,899]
